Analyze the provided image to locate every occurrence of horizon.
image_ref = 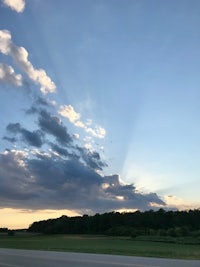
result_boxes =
[3,207,200,231]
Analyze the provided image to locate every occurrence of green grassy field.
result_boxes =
[0,234,200,260]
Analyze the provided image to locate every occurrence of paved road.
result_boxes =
[0,248,200,267]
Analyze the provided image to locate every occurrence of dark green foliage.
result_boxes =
[7,230,15,236]
[0,228,8,233]
[28,209,200,237]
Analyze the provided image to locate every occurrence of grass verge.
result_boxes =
[0,234,199,260]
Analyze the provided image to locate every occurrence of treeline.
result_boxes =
[28,209,200,237]
[0,228,15,236]
[0,228,8,233]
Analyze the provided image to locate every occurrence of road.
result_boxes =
[0,248,200,267]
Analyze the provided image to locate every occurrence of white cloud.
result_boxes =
[0,63,23,86]
[2,0,25,13]
[49,100,57,106]
[83,136,93,142]
[86,119,92,126]
[0,30,11,54]
[84,143,92,149]
[73,133,79,139]
[82,136,95,151]
[86,126,106,139]
[95,126,106,139]
[85,127,97,136]
[74,120,85,128]
[58,104,106,139]
[0,30,56,94]
[58,105,80,122]
[30,149,51,159]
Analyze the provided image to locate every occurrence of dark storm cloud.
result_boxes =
[25,96,53,114]
[50,143,79,160]
[27,155,101,191]
[25,106,72,146]
[100,174,165,211]
[0,149,165,212]
[20,129,44,147]
[38,110,72,145]
[77,146,107,171]
[36,96,50,107]
[3,136,17,143]
[0,150,36,204]
[51,143,70,156]
[6,122,44,147]
[6,122,21,133]
[25,106,38,115]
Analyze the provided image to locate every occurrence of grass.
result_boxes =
[0,233,200,260]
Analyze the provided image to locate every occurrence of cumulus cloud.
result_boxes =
[58,104,106,139]
[86,126,106,139]
[0,149,165,211]
[0,63,23,86]
[0,150,35,205]
[77,146,107,171]
[38,110,72,145]
[6,122,44,147]
[2,0,25,13]
[0,30,56,94]
[59,105,80,122]
[50,143,72,158]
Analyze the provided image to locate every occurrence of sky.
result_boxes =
[0,0,200,229]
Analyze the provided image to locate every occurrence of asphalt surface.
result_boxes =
[0,248,200,267]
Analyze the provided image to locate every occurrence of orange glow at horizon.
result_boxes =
[0,208,80,229]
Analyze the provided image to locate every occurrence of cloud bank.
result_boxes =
[0,149,165,212]
[1,102,166,213]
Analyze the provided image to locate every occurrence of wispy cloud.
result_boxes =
[58,105,106,139]
[0,30,56,94]
[2,0,25,13]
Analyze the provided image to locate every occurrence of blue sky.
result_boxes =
[0,0,200,228]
